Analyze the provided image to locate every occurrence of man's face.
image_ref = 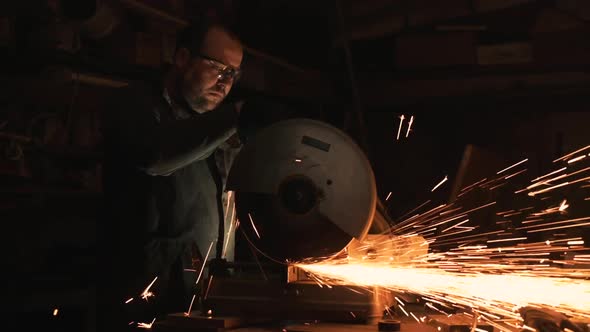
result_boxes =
[179,26,243,113]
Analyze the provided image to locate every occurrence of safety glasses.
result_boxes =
[198,54,242,82]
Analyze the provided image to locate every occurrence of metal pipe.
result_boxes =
[71,72,129,88]
[334,0,369,154]
[0,132,31,143]
[117,0,189,28]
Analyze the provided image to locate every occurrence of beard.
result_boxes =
[183,94,209,114]
[182,84,223,114]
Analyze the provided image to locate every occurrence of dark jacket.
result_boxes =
[100,81,238,313]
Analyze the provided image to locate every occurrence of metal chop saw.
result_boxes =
[164,119,427,329]
[228,118,379,262]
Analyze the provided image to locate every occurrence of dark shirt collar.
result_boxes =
[162,88,193,120]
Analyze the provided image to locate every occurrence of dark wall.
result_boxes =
[366,96,590,220]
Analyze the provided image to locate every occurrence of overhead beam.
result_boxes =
[333,0,540,44]
[117,0,325,81]
[359,70,590,107]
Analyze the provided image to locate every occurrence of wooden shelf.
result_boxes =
[2,47,159,83]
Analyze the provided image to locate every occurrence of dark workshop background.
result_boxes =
[2,0,590,330]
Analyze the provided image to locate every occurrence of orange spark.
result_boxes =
[567,240,584,246]
[505,168,527,179]
[248,212,261,238]
[224,191,233,226]
[185,294,196,316]
[223,204,237,258]
[397,114,405,140]
[487,237,527,243]
[567,155,586,164]
[559,199,569,211]
[497,158,528,175]
[441,219,470,233]
[406,115,414,138]
[53,308,58,316]
[516,216,590,232]
[125,298,133,304]
[431,176,448,192]
[553,144,590,163]
[385,192,392,201]
[138,318,156,329]
[204,276,214,300]
[399,304,409,316]
[196,241,215,285]
[141,276,158,301]
[527,221,590,233]
[460,178,488,193]
[528,176,590,196]
[531,167,567,182]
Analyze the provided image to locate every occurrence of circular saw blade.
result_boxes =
[227,119,376,261]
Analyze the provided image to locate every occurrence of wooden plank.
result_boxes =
[396,32,477,68]
[426,314,493,332]
[337,0,543,43]
[342,0,405,18]
[532,8,585,33]
[532,28,590,66]
[556,0,590,20]
[408,0,472,26]
[344,15,405,42]
[166,312,260,329]
[135,32,162,67]
[239,55,336,102]
[475,0,536,13]
[477,42,532,65]
[359,71,590,106]
[273,321,438,332]
[0,17,13,46]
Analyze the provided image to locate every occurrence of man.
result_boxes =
[99,19,243,330]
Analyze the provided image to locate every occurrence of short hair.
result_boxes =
[175,18,240,56]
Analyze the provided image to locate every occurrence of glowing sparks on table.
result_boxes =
[140,276,158,301]
[196,241,215,285]
[185,294,196,317]
[138,318,156,329]
[296,144,590,327]
[297,257,590,322]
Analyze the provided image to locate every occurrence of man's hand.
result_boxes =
[225,132,241,148]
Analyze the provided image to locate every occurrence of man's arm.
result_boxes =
[143,105,238,175]
[105,86,238,176]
